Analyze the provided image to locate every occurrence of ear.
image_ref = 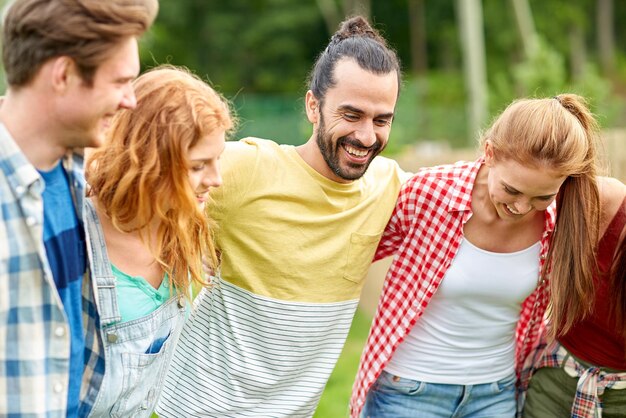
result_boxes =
[484,140,495,166]
[49,56,79,93]
[305,90,319,124]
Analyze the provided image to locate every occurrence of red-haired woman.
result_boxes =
[81,65,234,417]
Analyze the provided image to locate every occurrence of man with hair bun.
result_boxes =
[0,0,158,416]
[157,15,406,417]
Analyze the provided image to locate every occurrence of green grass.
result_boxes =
[313,308,373,418]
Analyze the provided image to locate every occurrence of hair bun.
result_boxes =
[332,16,386,46]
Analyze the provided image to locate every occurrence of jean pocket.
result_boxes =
[492,373,517,394]
[375,371,427,396]
[111,336,173,418]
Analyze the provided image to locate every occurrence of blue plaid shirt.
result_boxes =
[0,124,103,417]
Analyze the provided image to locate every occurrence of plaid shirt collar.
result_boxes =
[0,123,42,195]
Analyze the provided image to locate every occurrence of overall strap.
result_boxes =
[84,198,121,326]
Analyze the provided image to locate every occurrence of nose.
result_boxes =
[203,164,222,188]
[353,121,377,148]
[513,199,533,215]
[119,83,137,110]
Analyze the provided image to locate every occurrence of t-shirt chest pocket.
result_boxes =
[343,231,383,284]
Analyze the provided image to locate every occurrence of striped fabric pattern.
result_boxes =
[158,278,359,417]
[349,159,556,417]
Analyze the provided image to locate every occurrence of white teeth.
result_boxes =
[345,145,368,157]
[506,204,520,215]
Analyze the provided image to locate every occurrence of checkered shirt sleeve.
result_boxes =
[350,159,555,417]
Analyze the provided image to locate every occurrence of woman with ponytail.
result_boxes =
[351,94,600,418]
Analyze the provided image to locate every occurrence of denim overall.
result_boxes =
[84,198,187,417]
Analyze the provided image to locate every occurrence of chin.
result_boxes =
[81,131,106,149]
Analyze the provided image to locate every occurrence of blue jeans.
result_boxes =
[362,370,516,418]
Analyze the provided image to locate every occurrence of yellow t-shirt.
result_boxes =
[210,137,404,303]
[158,137,406,417]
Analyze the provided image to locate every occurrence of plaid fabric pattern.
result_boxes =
[349,158,556,417]
[0,124,99,417]
[526,336,626,418]
[78,271,103,417]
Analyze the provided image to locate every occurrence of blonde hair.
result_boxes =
[481,94,600,336]
[87,65,234,296]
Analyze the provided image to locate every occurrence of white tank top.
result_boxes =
[384,237,540,385]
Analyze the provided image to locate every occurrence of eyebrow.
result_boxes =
[502,181,557,199]
[338,104,394,119]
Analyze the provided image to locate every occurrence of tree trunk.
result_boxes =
[344,0,370,20]
[597,0,615,76]
[456,0,488,144]
[408,0,428,75]
[316,0,341,35]
[569,25,586,82]
[510,0,538,58]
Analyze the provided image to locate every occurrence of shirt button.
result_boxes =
[26,216,37,226]
[15,185,25,195]
[53,382,63,393]
[54,326,66,337]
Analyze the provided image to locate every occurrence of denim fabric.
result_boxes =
[83,198,187,418]
[362,370,516,418]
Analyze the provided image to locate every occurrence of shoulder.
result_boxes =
[598,176,626,230]
[598,176,626,200]
[223,137,283,163]
[366,155,404,179]
[404,159,476,194]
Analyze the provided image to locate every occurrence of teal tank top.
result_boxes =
[111,264,171,323]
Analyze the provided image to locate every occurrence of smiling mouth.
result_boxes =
[344,144,369,157]
[505,204,528,216]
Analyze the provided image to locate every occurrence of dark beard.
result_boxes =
[315,114,382,181]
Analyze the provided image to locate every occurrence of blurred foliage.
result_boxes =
[143,0,326,94]
[2,0,626,147]
[137,0,626,148]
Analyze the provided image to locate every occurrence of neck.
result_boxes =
[0,89,67,170]
[296,136,351,184]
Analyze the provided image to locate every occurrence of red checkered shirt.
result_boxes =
[350,158,556,417]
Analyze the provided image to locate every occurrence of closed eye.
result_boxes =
[374,118,392,127]
[536,194,556,201]
[343,112,360,121]
[191,163,206,172]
